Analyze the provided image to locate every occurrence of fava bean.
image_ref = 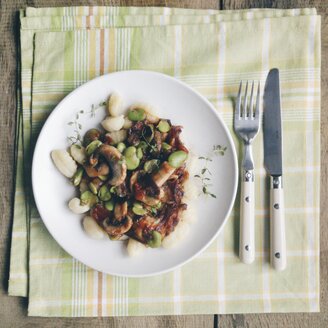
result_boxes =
[72,167,83,186]
[128,108,146,121]
[161,142,172,151]
[132,202,147,216]
[136,148,143,159]
[147,230,162,248]
[137,141,148,151]
[124,146,140,170]
[98,175,108,181]
[80,190,98,207]
[98,185,112,201]
[89,182,98,195]
[104,200,114,211]
[117,142,126,153]
[168,150,188,168]
[157,120,170,133]
[86,140,102,156]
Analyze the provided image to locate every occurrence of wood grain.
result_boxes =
[0,1,327,327]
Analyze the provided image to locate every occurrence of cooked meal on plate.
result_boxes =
[51,92,198,256]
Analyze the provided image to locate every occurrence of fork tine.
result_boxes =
[254,81,260,119]
[234,81,242,121]
[248,81,254,118]
[242,81,248,118]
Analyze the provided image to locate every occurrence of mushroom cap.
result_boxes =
[103,215,133,236]
[99,144,127,186]
[84,162,110,178]
[114,201,128,220]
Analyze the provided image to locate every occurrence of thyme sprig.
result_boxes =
[67,111,84,145]
[88,101,107,118]
[67,100,107,145]
[194,156,216,198]
[141,128,157,153]
[213,144,227,156]
[194,144,227,198]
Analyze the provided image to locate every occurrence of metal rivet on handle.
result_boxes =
[245,196,250,203]
[275,252,280,259]
[245,245,249,251]
[274,203,279,210]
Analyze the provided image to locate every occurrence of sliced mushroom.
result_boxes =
[129,170,139,191]
[151,161,176,187]
[89,153,99,167]
[114,202,128,220]
[131,215,158,242]
[103,215,133,236]
[84,129,101,146]
[84,162,110,178]
[130,171,162,206]
[98,144,127,186]
[135,194,161,206]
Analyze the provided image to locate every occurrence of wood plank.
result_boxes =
[220,1,328,327]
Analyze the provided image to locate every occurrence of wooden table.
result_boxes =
[0,1,327,327]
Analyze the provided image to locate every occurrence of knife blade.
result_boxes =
[263,68,286,271]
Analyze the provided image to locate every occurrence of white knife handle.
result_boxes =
[270,176,286,271]
[239,170,255,264]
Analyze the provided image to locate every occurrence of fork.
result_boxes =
[234,81,260,264]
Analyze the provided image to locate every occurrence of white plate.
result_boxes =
[32,71,238,277]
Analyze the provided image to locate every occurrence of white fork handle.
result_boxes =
[270,176,286,271]
[239,170,255,264]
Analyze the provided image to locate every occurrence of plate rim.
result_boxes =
[32,70,239,277]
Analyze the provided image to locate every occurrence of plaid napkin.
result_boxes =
[10,7,321,316]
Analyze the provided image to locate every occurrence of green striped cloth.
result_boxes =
[10,7,321,316]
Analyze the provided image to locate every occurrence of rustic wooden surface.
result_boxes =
[0,0,327,327]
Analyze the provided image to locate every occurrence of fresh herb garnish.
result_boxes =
[213,144,227,156]
[141,128,157,153]
[67,100,107,145]
[195,144,227,198]
[67,110,84,145]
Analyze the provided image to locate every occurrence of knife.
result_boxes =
[263,68,286,271]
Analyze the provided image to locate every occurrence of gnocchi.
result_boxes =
[68,197,90,214]
[162,220,190,249]
[127,238,147,257]
[101,115,125,132]
[82,216,107,239]
[51,149,77,178]
[183,178,199,201]
[105,129,127,145]
[70,144,86,164]
[123,117,133,129]
[107,92,124,117]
